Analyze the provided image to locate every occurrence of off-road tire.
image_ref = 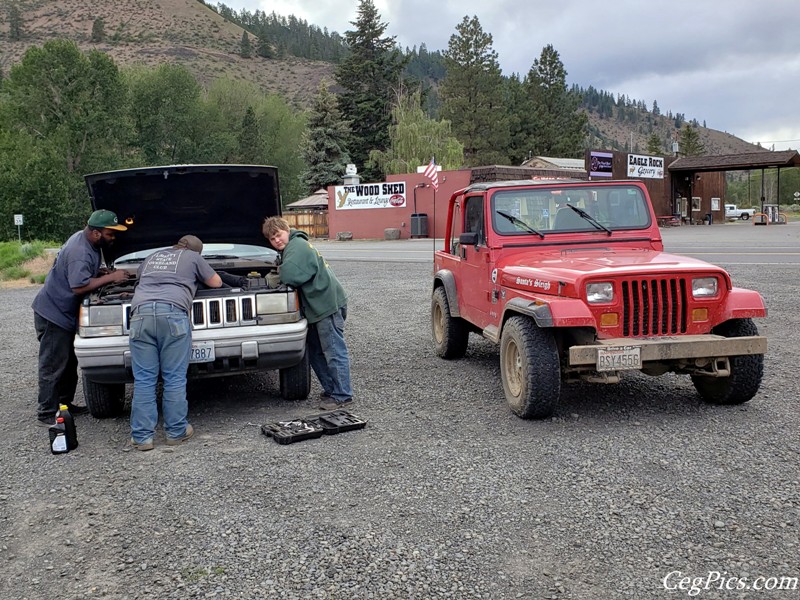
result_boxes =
[279,349,311,400]
[740,213,750,220]
[431,286,469,359]
[691,318,763,405]
[500,316,561,419]
[82,373,125,418]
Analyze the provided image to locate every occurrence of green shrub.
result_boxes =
[1,266,31,280]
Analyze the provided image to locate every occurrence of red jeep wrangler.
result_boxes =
[431,179,767,419]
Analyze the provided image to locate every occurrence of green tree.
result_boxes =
[524,44,587,158]
[334,0,407,181]
[256,35,273,59]
[679,124,705,156]
[646,133,663,155]
[1,40,130,173]
[240,31,252,58]
[7,1,23,41]
[439,15,509,167]
[91,17,105,42]
[237,106,261,163]
[368,87,463,175]
[300,81,351,193]
[126,64,203,163]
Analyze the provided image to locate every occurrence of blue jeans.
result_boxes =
[129,302,191,443]
[308,306,352,402]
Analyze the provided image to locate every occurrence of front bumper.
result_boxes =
[74,320,308,384]
[568,334,767,366]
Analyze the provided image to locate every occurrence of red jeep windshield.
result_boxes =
[491,184,651,235]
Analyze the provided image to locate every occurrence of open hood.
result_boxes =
[85,164,281,262]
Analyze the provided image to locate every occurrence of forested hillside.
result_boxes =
[1,0,759,155]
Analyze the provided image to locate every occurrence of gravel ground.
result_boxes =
[1,255,798,599]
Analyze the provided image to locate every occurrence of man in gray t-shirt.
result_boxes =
[128,235,222,451]
[32,209,129,426]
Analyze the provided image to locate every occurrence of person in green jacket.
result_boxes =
[262,217,353,410]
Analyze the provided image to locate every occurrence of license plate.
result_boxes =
[190,341,215,363]
[596,345,641,372]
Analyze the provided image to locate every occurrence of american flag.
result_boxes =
[423,157,439,190]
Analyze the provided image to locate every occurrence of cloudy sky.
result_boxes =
[224,0,800,151]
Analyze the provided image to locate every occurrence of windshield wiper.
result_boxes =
[201,254,239,260]
[496,210,545,239]
[114,257,147,264]
[566,205,612,235]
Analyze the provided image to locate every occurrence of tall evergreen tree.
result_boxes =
[439,15,509,167]
[240,31,252,58]
[679,124,705,156]
[91,18,105,42]
[524,44,587,158]
[646,133,663,155]
[237,106,261,163]
[334,0,407,181]
[7,1,23,41]
[300,81,351,192]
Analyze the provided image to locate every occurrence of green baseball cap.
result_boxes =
[87,209,127,231]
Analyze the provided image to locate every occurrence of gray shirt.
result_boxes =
[131,248,217,314]
[32,230,101,331]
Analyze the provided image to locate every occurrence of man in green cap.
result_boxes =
[32,209,130,426]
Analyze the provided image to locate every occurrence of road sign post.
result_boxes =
[13,214,23,242]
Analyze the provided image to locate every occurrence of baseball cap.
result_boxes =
[87,209,127,231]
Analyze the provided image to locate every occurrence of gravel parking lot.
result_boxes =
[1,231,798,599]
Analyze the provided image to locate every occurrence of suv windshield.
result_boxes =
[115,243,278,264]
[491,185,651,235]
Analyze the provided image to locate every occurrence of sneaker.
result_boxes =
[130,438,154,452]
[166,424,194,446]
[36,416,56,427]
[65,403,89,416]
[319,398,353,411]
[319,391,332,400]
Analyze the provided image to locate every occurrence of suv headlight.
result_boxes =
[78,305,124,337]
[692,277,718,298]
[586,282,613,304]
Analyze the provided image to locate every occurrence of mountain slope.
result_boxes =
[1,0,760,155]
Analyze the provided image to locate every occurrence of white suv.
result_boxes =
[73,164,310,418]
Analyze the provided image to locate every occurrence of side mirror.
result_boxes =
[459,232,479,246]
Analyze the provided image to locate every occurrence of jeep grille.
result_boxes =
[621,277,688,336]
[123,295,260,332]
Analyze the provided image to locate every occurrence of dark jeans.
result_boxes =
[308,306,353,402]
[34,312,79,419]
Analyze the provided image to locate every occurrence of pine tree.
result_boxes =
[8,1,23,41]
[679,124,705,156]
[240,31,252,58]
[91,18,105,42]
[646,133,663,155]
[237,106,261,163]
[300,81,352,192]
[524,44,587,158]
[439,15,509,167]
[334,0,407,181]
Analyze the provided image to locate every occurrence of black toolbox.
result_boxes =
[261,410,366,444]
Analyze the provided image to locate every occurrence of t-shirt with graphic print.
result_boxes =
[130,248,217,314]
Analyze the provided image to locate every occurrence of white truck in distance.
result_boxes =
[725,204,756,220]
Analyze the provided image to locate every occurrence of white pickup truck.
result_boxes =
[725,204,756,220]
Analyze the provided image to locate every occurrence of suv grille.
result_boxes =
[124,295,260,332]
[621,277,688,336]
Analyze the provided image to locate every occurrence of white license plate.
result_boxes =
[597,345,641,372]
[190,341,215,363]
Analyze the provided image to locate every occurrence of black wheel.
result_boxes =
[82,373,125,418]
[431,286,469,359]
[740,213,750,220]
[691,318,763,405]
[500,316,561,419]
[279,348,311,400]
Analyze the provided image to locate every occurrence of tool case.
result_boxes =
[261,410,366,444]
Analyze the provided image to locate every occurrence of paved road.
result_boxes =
[313,221,800,266]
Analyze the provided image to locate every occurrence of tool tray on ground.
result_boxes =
[261,410,366,444]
